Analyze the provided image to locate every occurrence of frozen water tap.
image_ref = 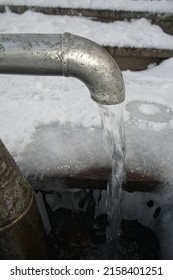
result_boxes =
[0,33,125,105]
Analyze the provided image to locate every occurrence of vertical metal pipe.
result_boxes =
[0,139,48,259]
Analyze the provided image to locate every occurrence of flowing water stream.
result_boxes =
[98,103,126,242]
[41,103,160,259]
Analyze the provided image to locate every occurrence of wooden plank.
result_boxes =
[28,169,159,193]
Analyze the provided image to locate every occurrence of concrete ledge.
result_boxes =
[104,46,173,70]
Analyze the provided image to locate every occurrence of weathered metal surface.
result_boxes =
[0,140,32,227]
[0,139,48,259]
[0,33,125,105]
[0,195,48,260]
[0,11,172,71]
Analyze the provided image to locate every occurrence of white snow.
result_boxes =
[0,54,173,185]
[0,10,173,49]
[0,9,172,182]
[0,10,173,183]
[0,5,173,260]
[124,59,173,182]
[1,0,173,13]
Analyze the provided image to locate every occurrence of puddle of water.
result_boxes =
[98,103,126,242]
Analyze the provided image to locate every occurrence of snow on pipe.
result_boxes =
[0,33,125,105]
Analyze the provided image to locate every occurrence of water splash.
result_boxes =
[98,103,126,242]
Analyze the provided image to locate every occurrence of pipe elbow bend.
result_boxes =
[62,33,125,105]
[0,33,125,105]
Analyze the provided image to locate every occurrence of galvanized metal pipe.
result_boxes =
[0,33,125,258]
[0,33,125,105]
[0,139,48,259]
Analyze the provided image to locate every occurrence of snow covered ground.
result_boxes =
[1,54,173,182]
[0,7,173,259]
[0,10,173,182]
[1,0,173,13]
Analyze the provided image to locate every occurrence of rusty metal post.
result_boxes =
[0,139,48,259]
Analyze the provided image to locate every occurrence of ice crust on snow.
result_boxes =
[1,0,173,13]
